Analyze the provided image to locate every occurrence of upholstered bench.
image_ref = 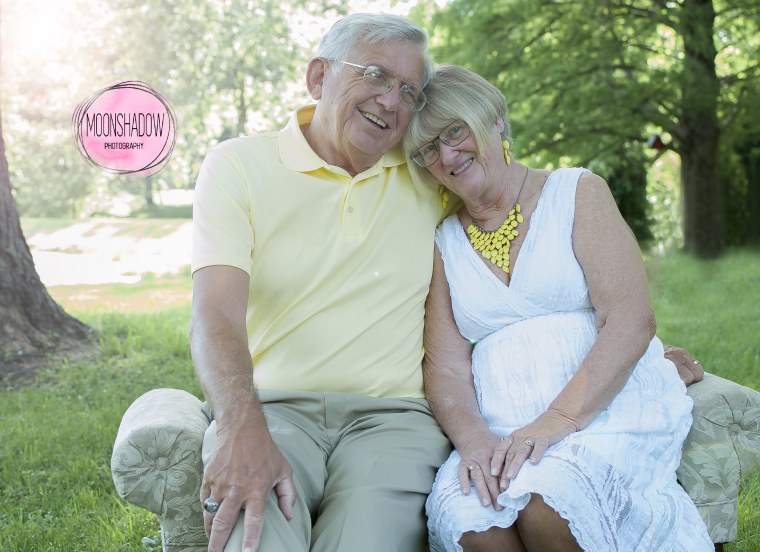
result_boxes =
[112,373,760,552]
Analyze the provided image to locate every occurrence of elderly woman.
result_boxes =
[404,65,712,552]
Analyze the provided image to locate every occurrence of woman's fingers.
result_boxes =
[530,437,551,464]
[500,437,539,489]
[490,435,513,476]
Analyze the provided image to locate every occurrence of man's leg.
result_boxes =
[311,394,452,552]
[201,391,329,551]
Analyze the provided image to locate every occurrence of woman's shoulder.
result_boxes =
[435,212,463,243]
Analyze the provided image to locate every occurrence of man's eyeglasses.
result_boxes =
[411,120,470,168]
[331,60,427,112]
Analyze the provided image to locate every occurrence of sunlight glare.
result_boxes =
[6,0,69,63]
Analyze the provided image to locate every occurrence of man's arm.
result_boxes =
[190,265,296,552]
[664,345,704,384]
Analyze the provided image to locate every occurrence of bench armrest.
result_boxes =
[111,388,211,551]
[678,373,760,543]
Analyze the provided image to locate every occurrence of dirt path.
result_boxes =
[25,218,193,312]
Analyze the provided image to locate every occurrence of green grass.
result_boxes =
[0,308,200,551]
[128,204,193,219]
[647,249,760,390]
[19,218,79,236]
[0,249,759,550]
[48,269,192,314]
[21,216,190,242]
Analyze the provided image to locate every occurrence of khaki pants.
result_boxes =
[202,390,452,552]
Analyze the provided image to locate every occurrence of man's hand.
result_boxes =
[664,344,705,385]
[200,423,296,552]
[191,266,297,550]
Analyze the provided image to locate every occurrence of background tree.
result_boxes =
[416,0,760,257]
[0,5,91,365]
[2,0,348,218]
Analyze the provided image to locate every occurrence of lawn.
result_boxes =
[0,248,758,551]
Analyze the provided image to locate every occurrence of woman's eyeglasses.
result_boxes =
[411,120,470,168]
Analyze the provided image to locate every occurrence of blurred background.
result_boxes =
[1,1,758,550]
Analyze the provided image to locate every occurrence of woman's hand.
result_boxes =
[456,429,505,511]
[491,409,579,491]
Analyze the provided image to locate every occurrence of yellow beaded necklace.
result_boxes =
[466,167,529,274]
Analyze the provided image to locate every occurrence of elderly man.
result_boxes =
[191,13,450,552]
[190,12,702,552]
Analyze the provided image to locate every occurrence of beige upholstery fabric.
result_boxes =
[111,389,211,552]
[679,373,760,543]
[112,375,760,550]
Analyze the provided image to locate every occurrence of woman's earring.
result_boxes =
[439,185,449,209]
[503,139,511,166]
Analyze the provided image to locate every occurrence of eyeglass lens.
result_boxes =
[412,121,470,167]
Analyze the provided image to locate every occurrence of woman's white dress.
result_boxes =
[427,168,712,551]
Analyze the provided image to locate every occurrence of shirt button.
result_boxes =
[348,206,354,213]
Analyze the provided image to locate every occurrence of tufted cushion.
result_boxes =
[678,373,760,543]
[113,375,760,550]
[111,388,211,551]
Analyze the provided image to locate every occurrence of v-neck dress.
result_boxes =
[426,168,712,551]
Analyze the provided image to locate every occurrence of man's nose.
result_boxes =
[375,80,401,110]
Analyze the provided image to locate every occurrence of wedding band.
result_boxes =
[468,464,477,471]
[203,497,220,515]
[693,360,700,365]
[524,439,535,447]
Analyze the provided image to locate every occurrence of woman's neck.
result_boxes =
[464,162,529,231]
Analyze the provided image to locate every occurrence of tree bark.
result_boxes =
[679,0,722,258]
[0,108,92,360]
[144,176,154,207]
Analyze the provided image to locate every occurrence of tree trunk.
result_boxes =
[144,176,154,207]
[742,143,760,246]
[236,76,247,137]
[0,109,92,361]
[679,0,722,258]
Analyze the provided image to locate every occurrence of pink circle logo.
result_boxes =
[72,81,176,176]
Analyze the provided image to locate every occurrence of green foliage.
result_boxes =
[588,145,653,242]
[414,0,760,251]
[2,0,349,217]
[646,152,684,250]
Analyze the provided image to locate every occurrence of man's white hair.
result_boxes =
[315,13,435,87]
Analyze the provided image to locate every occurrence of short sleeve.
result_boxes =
[191,143,254,276]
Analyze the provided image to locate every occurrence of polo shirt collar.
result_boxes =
[279,104,406,174]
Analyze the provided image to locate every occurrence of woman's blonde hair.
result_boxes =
[404,64,512,190]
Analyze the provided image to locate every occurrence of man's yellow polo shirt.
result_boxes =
[192,105,445,398]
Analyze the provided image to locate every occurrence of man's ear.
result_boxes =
[306,58,328,100]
